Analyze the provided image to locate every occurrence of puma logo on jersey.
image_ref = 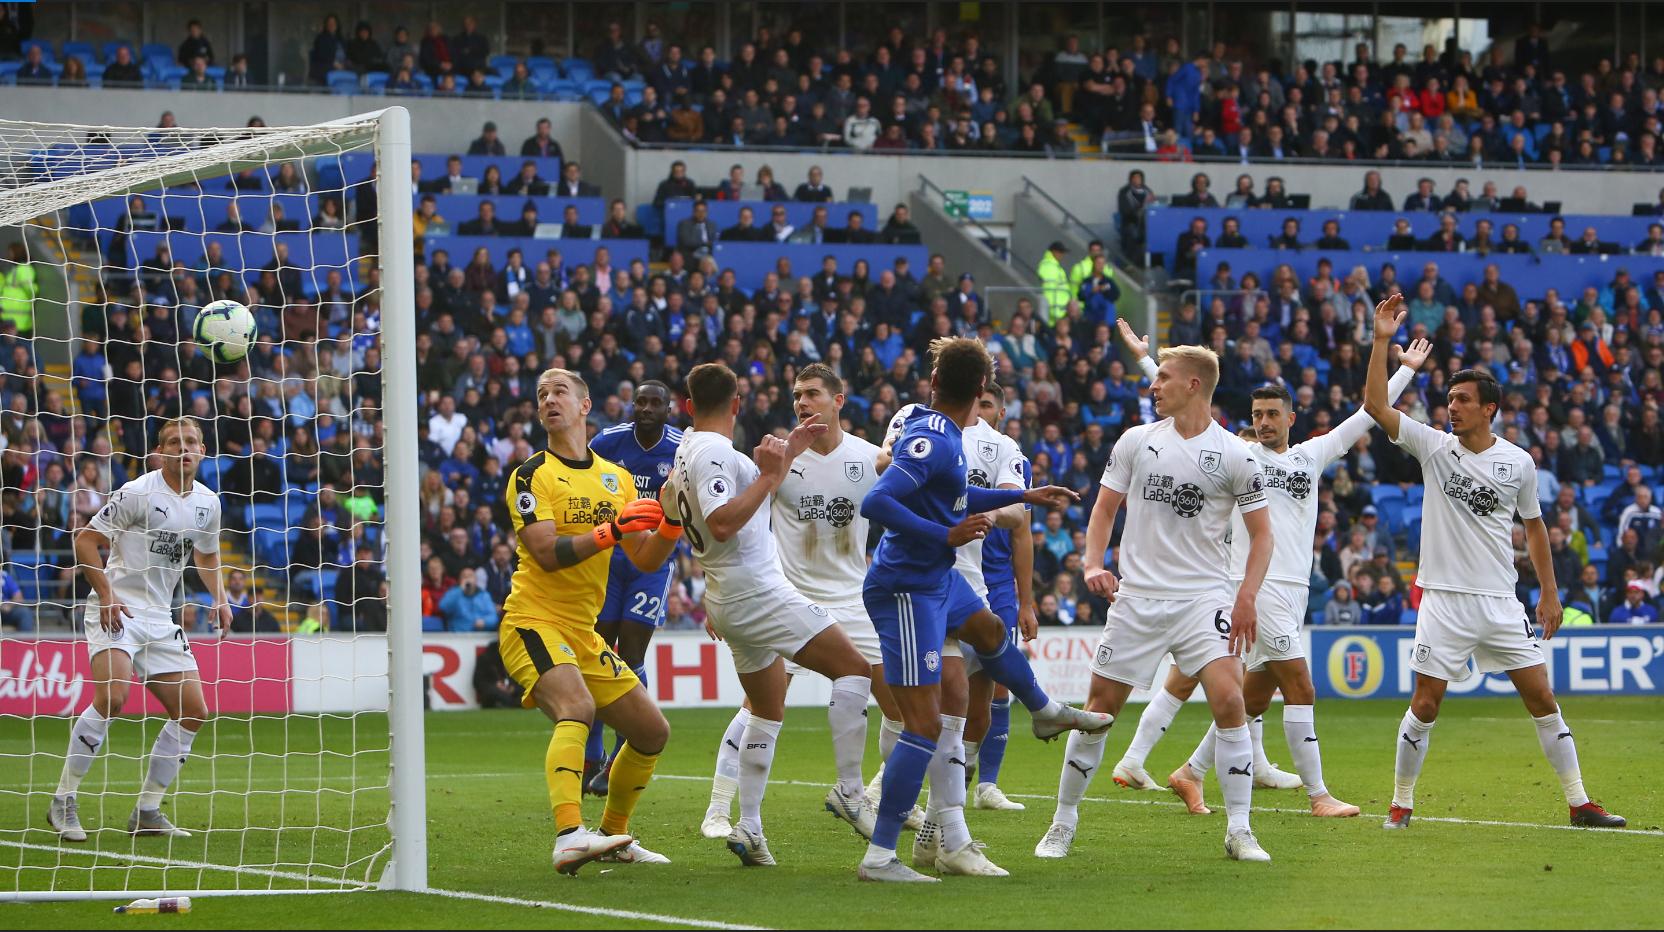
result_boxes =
[789,467,805,477]
[1147,445,1161,456]
[1401,732,1422,749]
[725,739,739,751]
[153,506,167,519]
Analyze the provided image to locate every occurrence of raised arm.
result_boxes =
[1363,294,1407,439]
[1118,319,1161,382]
[1322,338,1426,459]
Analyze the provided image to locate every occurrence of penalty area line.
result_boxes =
[420,886,772,930]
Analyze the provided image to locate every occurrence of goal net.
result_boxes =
[0,110,424,900]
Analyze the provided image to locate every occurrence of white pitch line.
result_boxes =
[420,886,771,930]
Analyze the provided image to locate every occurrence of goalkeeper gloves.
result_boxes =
[592,499,665,549]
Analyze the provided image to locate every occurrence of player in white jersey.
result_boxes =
[1362,295,1626,830]
[700,364,899,840]
[1112,323,1427,818]
[664,363,877,866]
[1036,345,1279,863]
[48,419,232,842]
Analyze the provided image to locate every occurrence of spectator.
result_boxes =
[309,14,349,85]
[177,19,215,66]
[555,161,599,197]
[1610,581,1659,625]
[467,121,506,156]
[794,165,833,202]
[1617,486,1664,553]
[345,21,386,73]
[103,45,143,86]
[843,97,881,149]
[1349,170,1393,210]
[1324,581,1362,625]
[439,567,497,632]
[652,160,697,207]
[676,199,718,257]
[450,15,489,76]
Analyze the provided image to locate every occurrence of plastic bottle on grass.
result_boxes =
[114,897,192,914]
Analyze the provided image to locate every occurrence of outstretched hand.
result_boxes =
[1373,293,1406,341]
[1024,485,1082,510]
[1116,318,1152,359]
[1400,336,1432,371]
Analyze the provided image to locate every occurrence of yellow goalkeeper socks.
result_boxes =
[548,720,589,833]
[599,742,660,836]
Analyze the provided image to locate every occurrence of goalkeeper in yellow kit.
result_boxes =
[500,367,683,874]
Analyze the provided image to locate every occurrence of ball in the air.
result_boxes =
[193,299,257,363]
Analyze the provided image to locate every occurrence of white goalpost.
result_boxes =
[0,108,424,900]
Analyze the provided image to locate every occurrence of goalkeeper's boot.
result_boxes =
[553,827,632,875]
[1570,802,1626,828]
[48,794,87,842]
[128,807,191,838]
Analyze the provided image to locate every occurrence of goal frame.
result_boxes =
[1,106,426,902]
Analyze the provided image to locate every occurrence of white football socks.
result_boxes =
[708,707,750,816]
[57,706,110,796]
[1054,729,1108,829]
[926,715,971,851]
[736,715,781,835]
[1214,723,1253,834]
[1120,688,1184,769]
[827,675,871,798]
[1281,704,1328,798]
[1393,710,1435,809]
[1532,708,1589,807]
[138,719,197,810]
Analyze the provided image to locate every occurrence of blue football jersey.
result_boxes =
[982,454,1032,584]
[867,406,969,589]
[589,422,683,499]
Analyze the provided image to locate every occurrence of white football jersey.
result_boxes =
[1102,418,1267,600]
[666,429,792,605]
[1228,366,1416,583]
[1391,417,1539,597]
[86,470,222,616]
[772,431,880,608]
[886,405,1022,596]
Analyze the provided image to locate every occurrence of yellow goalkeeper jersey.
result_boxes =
[503,448,635,630]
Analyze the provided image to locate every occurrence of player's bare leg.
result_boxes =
[1037,673,1133,858]
[127,670,209,837]
[726,659,789,866]
[529,665,632,874]
[790,624,876,838]
[1505,664,1625,828]
[1115,667,1197,790]
[1249,660,1358,817]
[51,648,134,841]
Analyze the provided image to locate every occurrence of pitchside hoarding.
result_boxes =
[3,627,1659,715]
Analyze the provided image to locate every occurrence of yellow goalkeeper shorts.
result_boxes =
[498,616,641,711]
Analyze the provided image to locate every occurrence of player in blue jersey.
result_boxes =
[856,337,1111,883]
[962,385,1036,812]
[585,381,682,794]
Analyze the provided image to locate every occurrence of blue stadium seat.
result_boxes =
[489,54,519,76]
[141,42,172,64]
[364,71,389,93]
[328,71,360,94]
[21,39,55,62]
[563,59,595,81]
[61,41,96,64]
[0,62,21,84]
[525,56,556,73]
[1398,609,1417,625]
[711,242,932,291]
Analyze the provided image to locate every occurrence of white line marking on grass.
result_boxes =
[0,839,373,888]
[421,887,771,930]
[646,774,1664,838]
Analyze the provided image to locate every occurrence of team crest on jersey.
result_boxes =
[924,650,940,672]
[195,506,212,529]
[658,461,672,477]
[809,603,829,617]
[1415,643,1431,664]
[904,437,933,459]
[978,441,997,462]
[1199,449,1221,473]
[1493,462,1515,483]
[844,461,864,482]
[1273,635,1291,654]
[1095,645,1112,666]
[602,473,620,493]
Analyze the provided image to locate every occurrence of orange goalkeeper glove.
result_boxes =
[592,499,665,549]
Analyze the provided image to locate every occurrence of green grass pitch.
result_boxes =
[3,697,1660,929]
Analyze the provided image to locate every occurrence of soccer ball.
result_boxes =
[193,299,257,364]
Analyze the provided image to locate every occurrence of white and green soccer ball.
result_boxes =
[193,299,257,364]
